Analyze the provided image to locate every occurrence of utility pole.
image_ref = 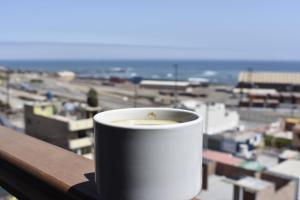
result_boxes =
[173,64,178,108]
[131,76,143,108]
[134,84,138,107]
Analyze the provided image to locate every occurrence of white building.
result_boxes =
[140,80,189,90]
[269,160,300,200]
[180,100,239,135]
[56,71,76,81]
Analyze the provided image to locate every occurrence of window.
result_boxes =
[78,131,87,138]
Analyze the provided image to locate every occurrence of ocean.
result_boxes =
[0,60,299,85]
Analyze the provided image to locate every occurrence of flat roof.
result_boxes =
[203,150,243,166]
[140,80,189,87]
[279,150,300,160]
[56,71,76,76]
[286,118,300,124]
[269,160,300,178]
[234,177,273,192]
[239,72,300,85]
[266,131,293,140]
[233,88,278,95]
[239,161,265,172]
[197,175,233,200]
[223,131,260,142]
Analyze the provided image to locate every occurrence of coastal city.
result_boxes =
[0,65,299,200]
[1,1,300,200]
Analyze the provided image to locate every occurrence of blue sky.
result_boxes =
[0,0,300,60]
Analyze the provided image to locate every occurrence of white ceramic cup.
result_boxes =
[93,108,203,200]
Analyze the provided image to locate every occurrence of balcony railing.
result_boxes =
[0,126,200,200]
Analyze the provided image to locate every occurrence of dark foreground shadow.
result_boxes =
[68,172,101,200]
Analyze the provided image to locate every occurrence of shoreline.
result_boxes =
[1,60,300,86]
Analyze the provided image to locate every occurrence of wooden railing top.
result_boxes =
[0,125,97,200]
[0,126,200,200]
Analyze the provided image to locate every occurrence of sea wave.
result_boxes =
[202,70,217,77]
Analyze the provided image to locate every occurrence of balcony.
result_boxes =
[0,126,200,200]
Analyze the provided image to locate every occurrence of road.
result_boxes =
[7,74,158,110]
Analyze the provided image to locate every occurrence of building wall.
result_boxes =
[33,105,54,116]
[261,172,298,200]
[243,181,296,200]
[140,84,187,90]
[238,110,282,123]
[255,185,274,200]
[202,160,217,191]
[292,125,300,150]
[273,181,297,200]
[202,162,208,190]
[195,103,239,135]
[69,118,93,131]
[24,105,70,149]
[261,172,290,190]
[237,82,300,92]
[216,163,259,179]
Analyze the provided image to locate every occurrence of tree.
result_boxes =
[87,88,99,107]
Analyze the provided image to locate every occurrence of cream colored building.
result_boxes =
[24,102,101,159]
[237,71,300,92]
[56,71,76,81]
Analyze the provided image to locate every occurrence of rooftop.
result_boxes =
[223,131,260,142]
[279,149,300,160]
[239,161,265,172]
[203,150,243,166]
[197,175,232,200]
[233,88,277,95]
[239,71,300,85]
[269,159,300,178]
[140,80,189,87]
[234,176,273,192]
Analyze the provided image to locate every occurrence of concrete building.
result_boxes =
[237,72,300,92]
[207,131,263,159]
[232,174,297,200]
[180,100,239,135]
[236,72,300,107]
[24,102,101,159]
[203,150,264,174]
[56,71,76,81]
[140,80,190,90]
[285,118,300,131]
[200,150,298,200]
[278,149,300,163]
[269,160,300,200]
[292,124,300,150]
[234,88,300,107]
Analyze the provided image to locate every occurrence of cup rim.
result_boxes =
[93,107,202,130]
